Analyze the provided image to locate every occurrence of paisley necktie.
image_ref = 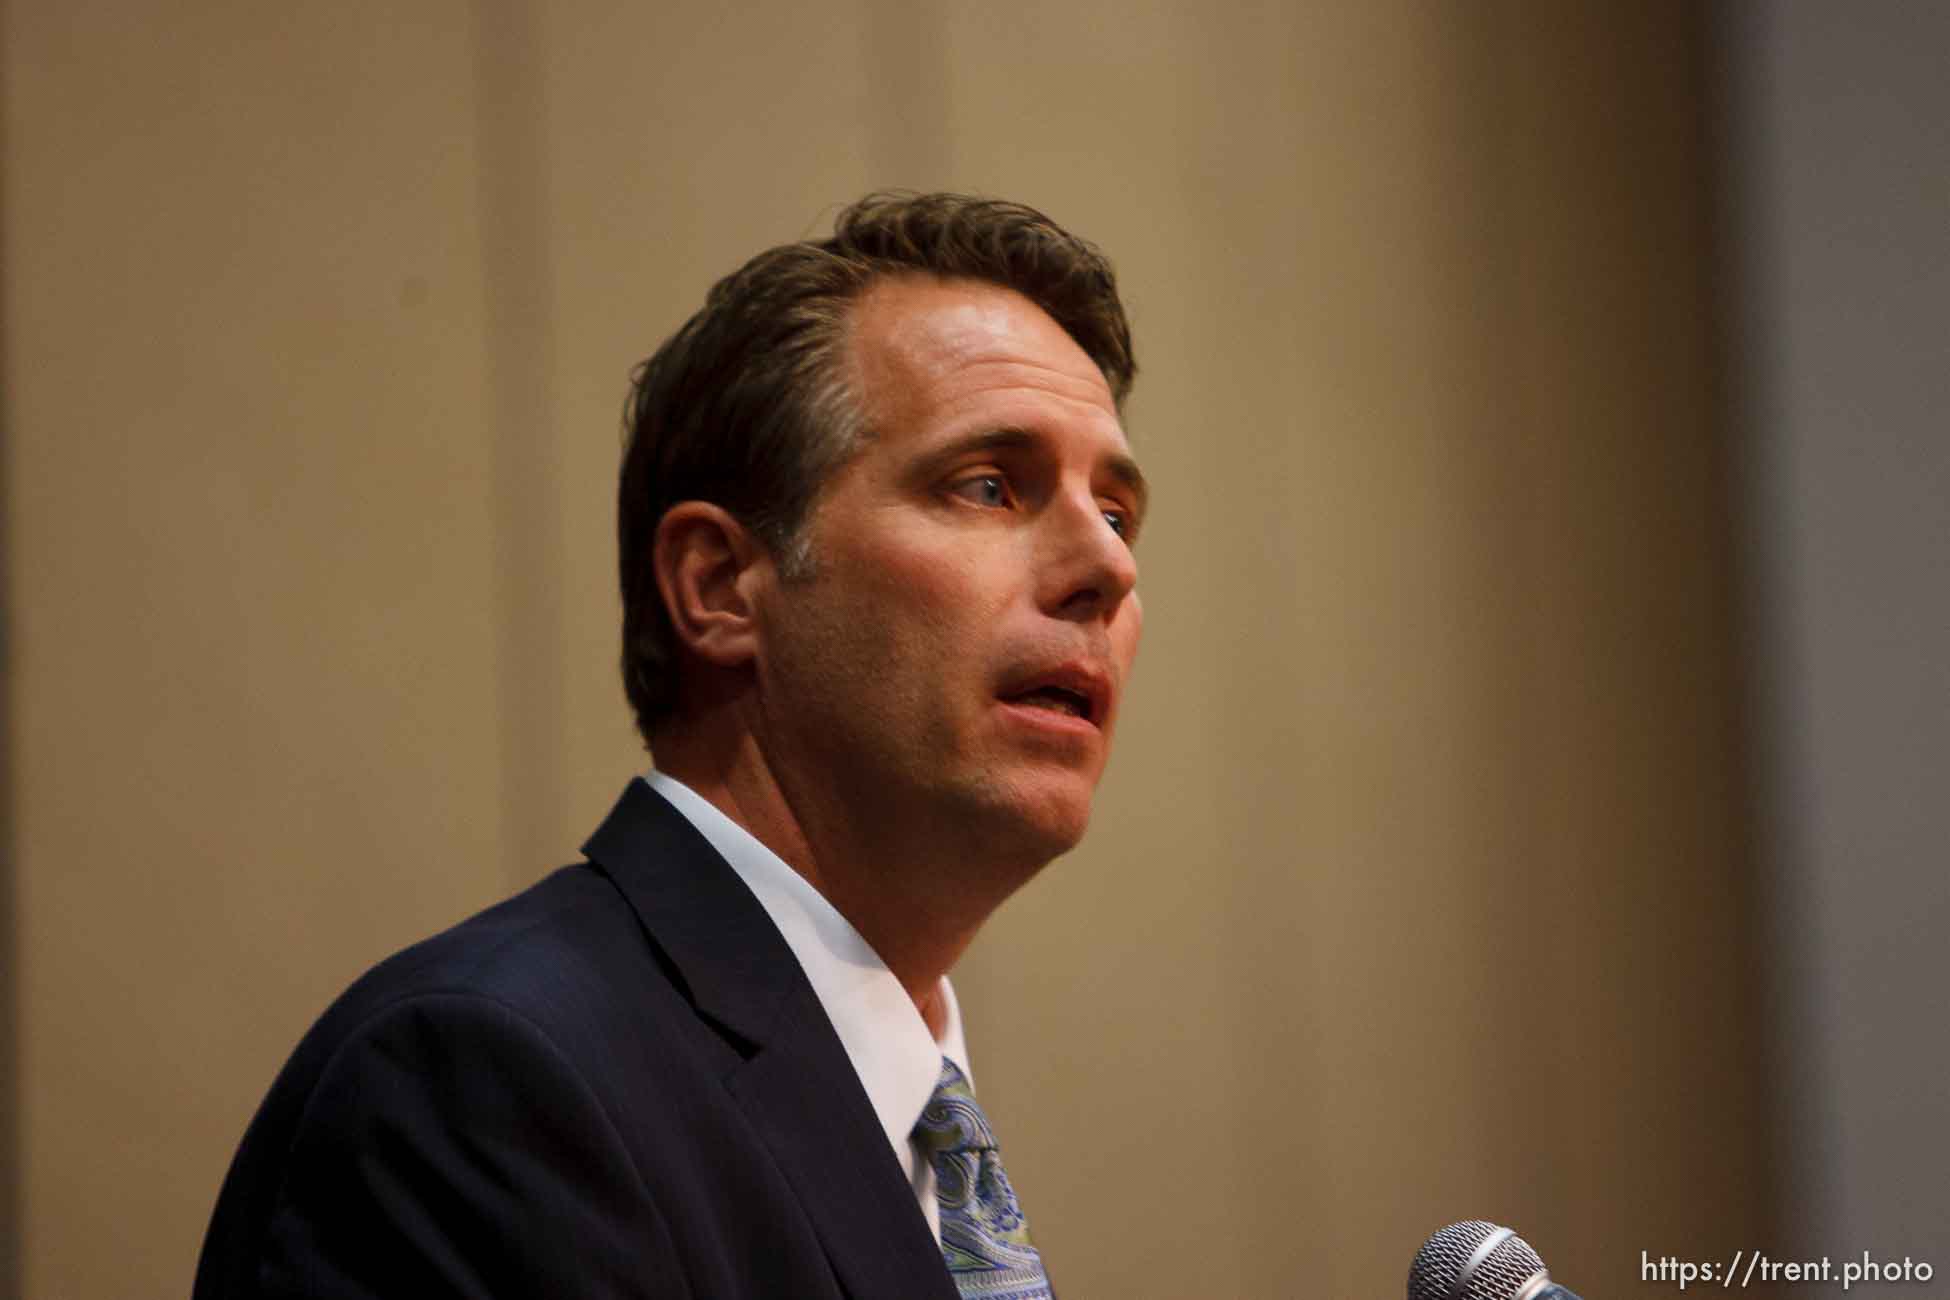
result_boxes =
[911,1057,1055,1300]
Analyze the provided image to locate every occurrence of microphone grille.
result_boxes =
[1408,1221,1547,1300]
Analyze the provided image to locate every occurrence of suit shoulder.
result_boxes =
[308,863,691,1061]
[332,858,593,983]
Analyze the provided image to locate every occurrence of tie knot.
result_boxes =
[912,1057,996,1157]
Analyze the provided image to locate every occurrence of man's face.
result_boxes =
[751,275,1145,872]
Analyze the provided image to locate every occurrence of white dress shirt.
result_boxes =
[646,771,969,1243]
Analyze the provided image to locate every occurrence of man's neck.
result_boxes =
[650,727,1013,1018]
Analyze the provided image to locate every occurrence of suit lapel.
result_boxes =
[582,779,959,1300]
[729,988,961,1300]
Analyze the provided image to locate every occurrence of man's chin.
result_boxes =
[980,776,1096,863]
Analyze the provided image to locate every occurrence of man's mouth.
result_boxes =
[998,661,1109,727]
[1006,685,1094,720]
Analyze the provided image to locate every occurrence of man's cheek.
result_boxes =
[1118,595,1144,666]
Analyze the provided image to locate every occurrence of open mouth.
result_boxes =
[1004,685,1095,723]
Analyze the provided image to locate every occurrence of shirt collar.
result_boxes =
[645,771,968,1174]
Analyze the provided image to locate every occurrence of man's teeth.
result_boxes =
[1018,688,1086,717]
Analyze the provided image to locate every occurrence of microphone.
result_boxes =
[1408,1221,1584,1300]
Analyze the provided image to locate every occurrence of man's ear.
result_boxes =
[652,501,771,669]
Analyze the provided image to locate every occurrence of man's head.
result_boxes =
[622,195,1145,889]
[619,192,1136,742]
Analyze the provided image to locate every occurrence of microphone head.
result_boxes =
[1408,1221,1549,1300]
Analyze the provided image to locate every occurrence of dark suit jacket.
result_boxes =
[194,778,962,1299]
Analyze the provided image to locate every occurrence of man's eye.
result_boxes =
[951,475,1011,507]
[1102,504,1140,542]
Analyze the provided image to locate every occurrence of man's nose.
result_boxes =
[1040,486,1138,621]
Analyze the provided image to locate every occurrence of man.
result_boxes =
[194,192,1146,1298]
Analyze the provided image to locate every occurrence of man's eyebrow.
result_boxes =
[932,427,1150,514]
[1104,450,1150,516]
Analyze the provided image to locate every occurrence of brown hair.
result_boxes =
[618,191,1136,742]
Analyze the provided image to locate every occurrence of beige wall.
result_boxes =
[3,3,1772,1296]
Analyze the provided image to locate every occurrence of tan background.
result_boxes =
[3,3,1795,1297]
